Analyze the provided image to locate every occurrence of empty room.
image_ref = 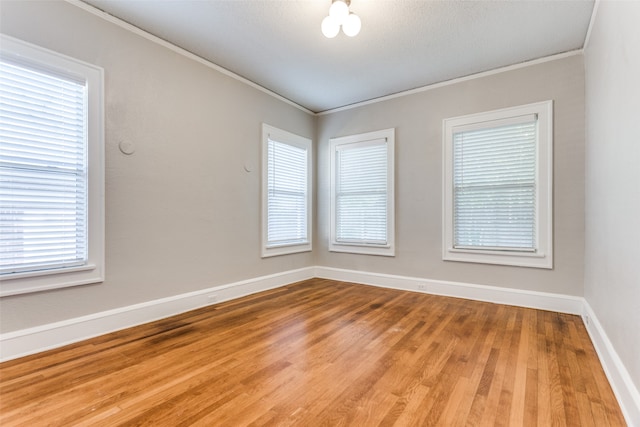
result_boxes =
[0,0,638,425]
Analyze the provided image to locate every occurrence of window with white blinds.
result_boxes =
[330,128,395,256]
[443,101,553,269]
[0,35,104,296]
[261,124,311,257]
[1,58,88,275]
[453,117,536,251]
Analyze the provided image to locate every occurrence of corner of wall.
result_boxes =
[582,300,640,426]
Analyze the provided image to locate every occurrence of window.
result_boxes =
[443,101,553,269]
[261,124,312,257]
[0,35,104,296]
[329,128,395,256]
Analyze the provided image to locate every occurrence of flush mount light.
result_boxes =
[321,0,361,38]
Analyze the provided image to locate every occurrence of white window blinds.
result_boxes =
[452,116,537,251]
[335,139,388,245]
[0,58,89,275]
[266,138,308,247]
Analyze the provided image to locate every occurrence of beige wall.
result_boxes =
[0,1,315,332]
[317,55,586,296]
[584,0,640,394]
[1,1,588,335]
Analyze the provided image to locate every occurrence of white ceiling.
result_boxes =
[81,0,595,113]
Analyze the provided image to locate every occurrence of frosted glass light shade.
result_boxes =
[321,15,340,38]
[329,1,349,25]
[342,13,361,37]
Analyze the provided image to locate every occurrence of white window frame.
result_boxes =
[261,124,312,257]
[0,35,105,296]
[442,101,553,269]
[329,128,395,256]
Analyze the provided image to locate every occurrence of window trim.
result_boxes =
[0,35,105,297]
[261,123,312,258]
[442,101,553,269]
[329,128,395,256]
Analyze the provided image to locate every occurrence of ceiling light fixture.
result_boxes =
[321,0,361,38]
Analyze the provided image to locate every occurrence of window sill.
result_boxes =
[329,242,395,257]
[0,264,103,297]
[262,243,312,258]
[443,248,552,269]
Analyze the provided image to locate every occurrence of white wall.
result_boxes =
[584,0,640,398]
[317,55,586,296]
[0,0,315,332]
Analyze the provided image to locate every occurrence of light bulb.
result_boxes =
[329,0,349,25]
[342,13,361,37]
[321,15,340,38]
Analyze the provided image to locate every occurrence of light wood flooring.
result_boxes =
[0,278,626,426]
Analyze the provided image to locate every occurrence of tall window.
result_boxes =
[0,35,104,296]
[261,124,312,257]
[443,101,553,268]
[330,128,395,256]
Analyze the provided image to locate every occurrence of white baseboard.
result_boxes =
[314,266,584,314]
[0,267,315,362]
[2,265,637,427]
[582,301,640,427]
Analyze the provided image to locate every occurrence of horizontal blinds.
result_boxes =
[0,58,88,275]
[266,138,308,247]
[453,120,536,251]
[336,140,387,245]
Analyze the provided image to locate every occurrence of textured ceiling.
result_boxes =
[81,0,595,113]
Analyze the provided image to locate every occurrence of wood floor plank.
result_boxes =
[536,311,553,426]
[0,278,626,426]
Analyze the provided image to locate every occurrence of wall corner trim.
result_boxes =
[583,0,601,51]
[582,301,640,426]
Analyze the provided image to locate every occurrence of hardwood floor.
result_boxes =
[0,278,626,426]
